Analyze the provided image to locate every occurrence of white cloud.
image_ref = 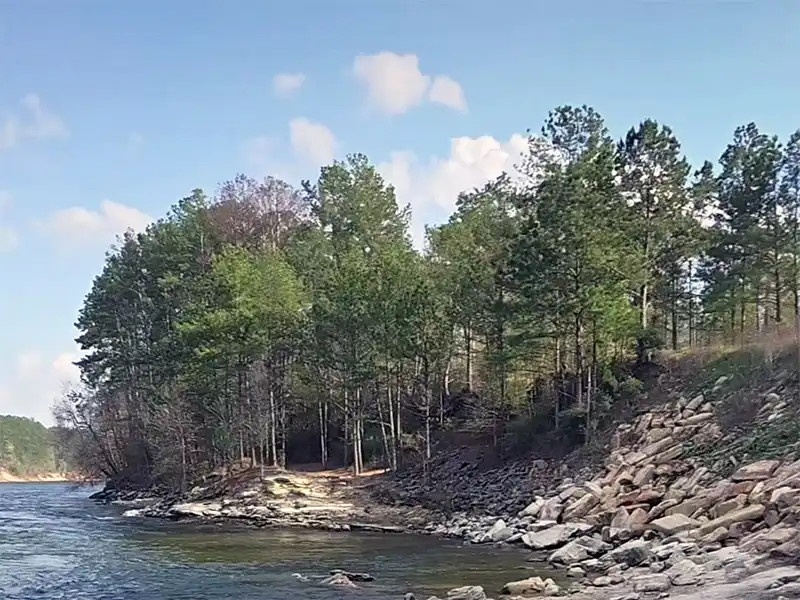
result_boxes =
[352,52,467,116]
[0,94,68,150]
[428,76,468,113]
[0,348,81,426]
[289,117,338,166]
[273,73,306,98]
[35,200,153,247]
[129,132,144,146]
[0,190,18,252]
[378,134,529,246]
[15,351,43,381]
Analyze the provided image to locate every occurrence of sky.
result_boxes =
[1,1,799,426]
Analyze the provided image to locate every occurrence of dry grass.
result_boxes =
[659,325,800,391]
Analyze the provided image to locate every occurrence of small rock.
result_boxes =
[686,394,704,410]
[543,579,560,596]
[502,577,546,595]
[567,566,585,578]
[666,559,704,586]
[631,573,671,593]
[446,586,486,600]
[330,569,374,582]
[322,573,358,588]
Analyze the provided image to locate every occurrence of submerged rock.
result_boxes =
[330,569,374,582]
[321,573,358,588]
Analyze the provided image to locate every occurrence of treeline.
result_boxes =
[0,415,66,476]
[55,105,800,490]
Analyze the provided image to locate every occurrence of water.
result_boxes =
[0,483,558,599]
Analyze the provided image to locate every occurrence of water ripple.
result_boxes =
[0,483,547,599]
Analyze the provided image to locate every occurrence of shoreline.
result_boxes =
[89,384,800,599]
[0,471,77,484]
[92,473,800,600]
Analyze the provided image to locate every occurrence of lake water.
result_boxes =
[0,483,558,599]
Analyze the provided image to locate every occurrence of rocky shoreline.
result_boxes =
[92,467,429,534]
[91,377,800,599]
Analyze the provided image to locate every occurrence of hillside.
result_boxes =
[378,338,800,517]
[0,415,69,480]
[360,339,800,597]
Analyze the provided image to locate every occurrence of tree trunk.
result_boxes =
[671,276,679,350]
[318,392,328,469]
[269,382,278,467]
[574,315,583,409]
[464,325,473,391]
[641,282,649,329]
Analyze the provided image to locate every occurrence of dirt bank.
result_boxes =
[99,465,433,534]
[0,470,74,483]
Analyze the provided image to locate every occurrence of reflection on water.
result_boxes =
[0,483,559,599]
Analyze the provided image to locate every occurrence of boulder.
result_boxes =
[519,497,545,517]
[539,497,564,521]
[731,460,780,482]
[562,493,599,521]
[610,507,631,529]
[484,519,514,543]
[666,559,704,586]
[501,576,546,595]
[771,487,800,508]
[685,394,704,411]
[631,573,671,593]
[521,524,579,550]
[549,536,611,564]
[649,513,698,535]
[607,538,652,567]
[647,499,679,521]
[709,494,747,519]
[665,497,707,517]
[584,481,605,498]
[543,579,560,596]
[446,586,486,600]
[696,504,765,536]
[702,526,729,544]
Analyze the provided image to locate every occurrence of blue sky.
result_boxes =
[1,1,799,425]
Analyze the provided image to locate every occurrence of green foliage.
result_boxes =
[636,326,665,364]
[0,416,58,476]
[57,105,800,486]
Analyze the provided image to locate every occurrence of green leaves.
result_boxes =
[65,107,800,484]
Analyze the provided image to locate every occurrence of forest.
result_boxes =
[54,105,800,491]
[0,415,64,477]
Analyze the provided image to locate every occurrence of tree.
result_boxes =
[617,119,691,333]
[510,106,636,441]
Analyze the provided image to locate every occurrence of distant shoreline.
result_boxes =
[0,471,77,484]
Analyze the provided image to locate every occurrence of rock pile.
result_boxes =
[422,387,800,596]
